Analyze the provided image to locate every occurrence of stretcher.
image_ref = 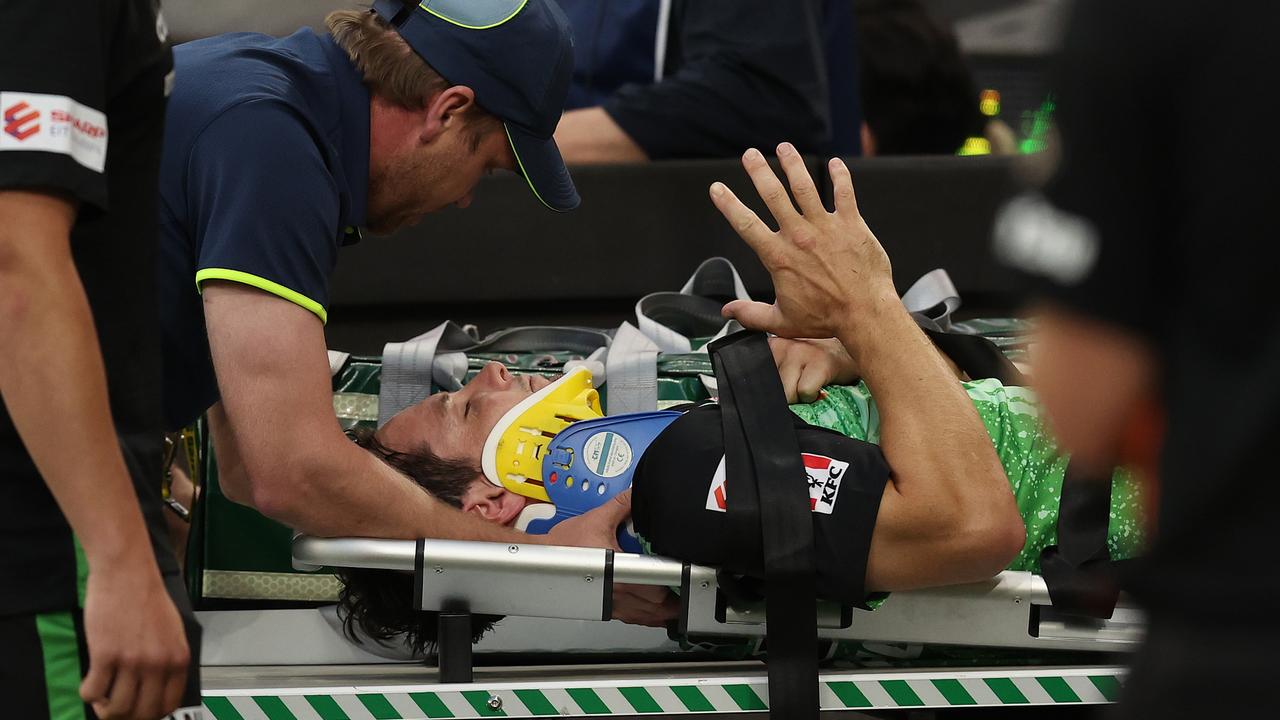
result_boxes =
[193,536,1140,717]
[290,537,1143,657]
[194,265,1138,716]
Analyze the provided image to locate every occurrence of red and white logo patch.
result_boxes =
[3,101,39,140]
[705,453,848,515]
[0,91,108,172]
[705,457,729,512]
[803,453,847,515]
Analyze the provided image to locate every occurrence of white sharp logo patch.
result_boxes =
[1,91,108,173]
[705,453,847,515]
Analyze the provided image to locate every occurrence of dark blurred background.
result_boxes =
[165,0,1060,129]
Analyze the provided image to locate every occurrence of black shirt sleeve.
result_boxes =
[0,0,110,209]
[602,0,831,159]
[994,0,1174,336]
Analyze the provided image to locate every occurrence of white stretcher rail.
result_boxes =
[292,536,1144,654]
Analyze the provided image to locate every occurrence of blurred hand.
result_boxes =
[611,585,680,627]
[770,336,860,403]
[543,491,680,627]
[80,561,189,720]
[709,144,895,341]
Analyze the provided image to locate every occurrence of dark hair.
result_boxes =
[335,428,502,658]
[855,0,983,155]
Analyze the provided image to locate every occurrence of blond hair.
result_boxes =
[326,7,501,146]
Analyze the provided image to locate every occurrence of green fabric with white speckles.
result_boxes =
[786,378,1146,570]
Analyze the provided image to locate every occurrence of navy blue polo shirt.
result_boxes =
[158,29,369,430]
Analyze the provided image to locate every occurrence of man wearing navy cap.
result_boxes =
[156,0,670,623]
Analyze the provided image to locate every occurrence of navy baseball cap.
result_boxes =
[371,0,580,211]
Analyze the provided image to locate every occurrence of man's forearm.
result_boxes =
[835,295,1007,500]
[252,435,531,543]
[0,193,158,572]
[204,282,537,545]
[213,402,539,543]
[839,294,1021,588]
[554,107,648,165]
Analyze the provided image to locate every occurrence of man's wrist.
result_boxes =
[84,533,160,576]
[832,285,913,369]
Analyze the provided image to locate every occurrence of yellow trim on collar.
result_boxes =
[195,268,328,324]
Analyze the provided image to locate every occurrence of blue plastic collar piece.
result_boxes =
[521,411,682,553]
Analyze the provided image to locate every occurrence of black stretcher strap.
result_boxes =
[1039,462,1126,618]
[710,331,819,719]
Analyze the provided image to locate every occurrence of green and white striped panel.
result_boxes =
[202,667,1124,717]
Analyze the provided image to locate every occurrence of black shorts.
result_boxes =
[0,573,202,720]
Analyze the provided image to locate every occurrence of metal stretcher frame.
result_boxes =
[241,535,1144,715]
[292,536,1144,653]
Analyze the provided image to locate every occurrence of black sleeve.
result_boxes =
[602,0,831,160]
[994,0,1172,335]
[0,0,109,209]
[631,405,887,605]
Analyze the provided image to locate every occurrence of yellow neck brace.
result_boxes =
[480,367,603,501]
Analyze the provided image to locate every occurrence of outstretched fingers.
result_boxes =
[709,181,775,253]
[740,148,801,229]
[776,142,825,217]
[828,157,860,217]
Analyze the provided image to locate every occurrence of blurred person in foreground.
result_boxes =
[994,0,1280,714]
[0,1,199,718]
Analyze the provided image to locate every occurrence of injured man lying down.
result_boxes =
[336,148,1146,659]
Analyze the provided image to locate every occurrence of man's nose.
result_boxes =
[481,361,512,386]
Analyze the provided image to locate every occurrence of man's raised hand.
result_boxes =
[708,144,896,341]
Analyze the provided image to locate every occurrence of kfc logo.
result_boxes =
[3,101,39,141]
[705,453,847,515]
[0,92,107,172]
[803,453,846,515]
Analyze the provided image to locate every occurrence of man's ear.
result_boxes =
[460,479,505,521]
[465,502,497,520]
[419,85,478,145]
